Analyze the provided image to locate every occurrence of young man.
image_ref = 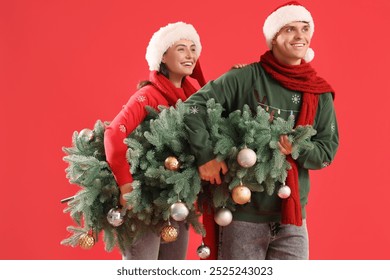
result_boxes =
[183,2,338,259]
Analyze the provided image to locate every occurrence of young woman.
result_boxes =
[104,22,206,260]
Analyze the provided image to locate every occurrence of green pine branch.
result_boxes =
[61,99,317,253]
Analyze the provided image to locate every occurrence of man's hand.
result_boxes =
[278,135,292,155]
[119,183,133,210]
[198,158,228,185]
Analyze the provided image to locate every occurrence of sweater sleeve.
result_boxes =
[296,93,339,170]
[104,89,152,186]
[183,66,257,166]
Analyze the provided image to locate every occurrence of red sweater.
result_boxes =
[104,71,200,186]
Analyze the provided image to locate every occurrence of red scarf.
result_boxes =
[149,71,199,105]
[260,50,334,225]
[149,60,206,104]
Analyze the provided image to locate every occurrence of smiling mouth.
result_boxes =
[291,43,305,47]
[182,62,194,66]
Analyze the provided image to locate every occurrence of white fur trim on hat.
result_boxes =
[263,2,315,62]
[304,47,314,63]
[145,22,202,71]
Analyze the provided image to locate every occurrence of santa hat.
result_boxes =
[145,21,202,71]
[263,1,315,62]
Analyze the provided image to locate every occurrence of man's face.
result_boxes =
[272,21,311,65]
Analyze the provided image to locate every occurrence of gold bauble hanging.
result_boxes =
[160,225,178,243]
[164,156,180,171]
[78,233,95,250]
[231,183,251,205]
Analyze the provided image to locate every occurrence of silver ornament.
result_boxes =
[107,208,124,227]
[170,201,189,221]
[197,244,211,259]
[237,147,257,168]
[78,128,94,143]
[214,207,233,226]
[278,184,291,199]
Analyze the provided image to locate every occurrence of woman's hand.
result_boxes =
[119,183,133,210]
[231,63,247,69]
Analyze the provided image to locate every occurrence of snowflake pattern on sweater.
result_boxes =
[292,94,301,104]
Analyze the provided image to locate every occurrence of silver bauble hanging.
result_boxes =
[197,243,211,259]
[78,128,94,143]
[170,201,189,221]
[214,207,233,226]
[107,208,124,227]
[277,184,291,199]
[237,147,257,168]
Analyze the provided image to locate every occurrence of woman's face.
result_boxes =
[161,39,198,81]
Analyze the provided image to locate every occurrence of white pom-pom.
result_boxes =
[304,48,315,63]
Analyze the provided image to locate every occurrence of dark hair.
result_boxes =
[137,80,152,89]
[137,62,169,89]
[159,62,169,79]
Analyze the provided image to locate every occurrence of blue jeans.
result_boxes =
[219,219,308,260]
[122,221,189,260]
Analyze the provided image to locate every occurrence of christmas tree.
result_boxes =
[61,99,316,253]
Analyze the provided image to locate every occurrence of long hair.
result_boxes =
[137,62,169,89]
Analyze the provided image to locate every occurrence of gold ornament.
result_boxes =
[161,225,178,243]
[164,156,180,171]
[231,183,251,205]
[78,233,95,250]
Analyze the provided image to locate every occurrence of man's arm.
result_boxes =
[296,93,339,169]
[183,66,257,183]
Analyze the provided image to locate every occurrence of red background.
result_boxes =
[1,0,390,260]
